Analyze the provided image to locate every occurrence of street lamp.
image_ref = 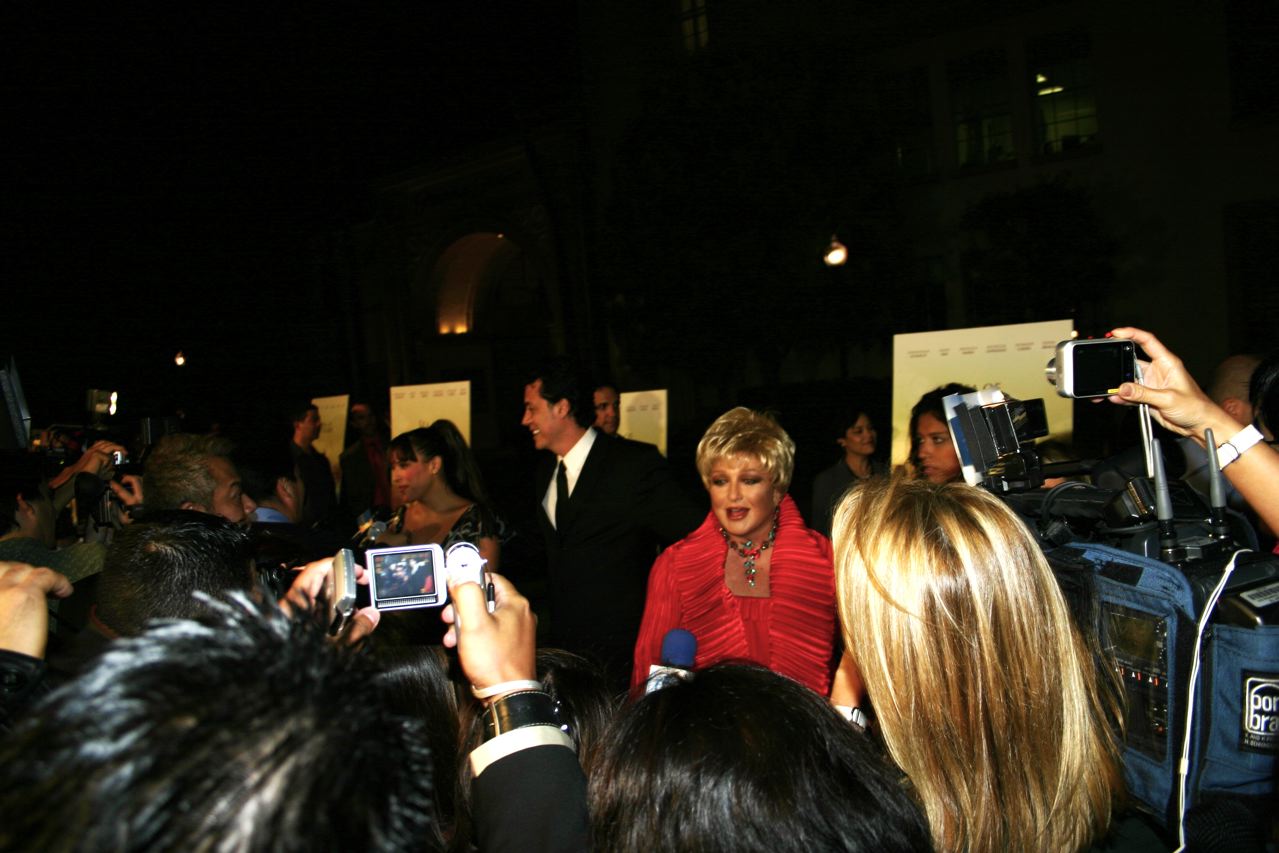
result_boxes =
[823,234,848,267]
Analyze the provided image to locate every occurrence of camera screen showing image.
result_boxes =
[366,544,446,611]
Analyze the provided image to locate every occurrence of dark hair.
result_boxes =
[235,438,298,505]
[907,383,975,471]
[0,451,44,536]
[142,433,235,511]
[288,400,319,425]
[529,358,595,430]
[388,420,490,505]
[372,645,461,831]
[535,647,619,776]
[589,663,932,853]
[829,403,872,442]
[94,513,257,636]
[1249,350,1279,436]
[0,595,443,852]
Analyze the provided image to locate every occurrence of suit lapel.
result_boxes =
[560,437,608,532]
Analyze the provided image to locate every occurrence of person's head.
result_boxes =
[593,384,620,435]
[94,513,258,637]
[522,360,594,455]
[291,402,322,446]
[589,663,931,853]
[372,645,461,829]
[908,383,974,484]
[349,402,379,439]
[1249,350,1279,442]
[236,439,305,524]
[142,433,257,524]
[0,453,54,546]
[696,408,794,544]
[832,477,1122,852]
[535,647,618,776]
[1208,353,1261,425]
[834,407,877,461]
[388,420,486,505]
[0,595,443,852]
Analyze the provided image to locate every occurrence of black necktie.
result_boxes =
[555,459,569,530]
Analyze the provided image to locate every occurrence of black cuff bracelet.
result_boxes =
[481,690,558,741]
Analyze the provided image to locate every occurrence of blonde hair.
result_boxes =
[695,407,795,494]
[832,477,1122,853]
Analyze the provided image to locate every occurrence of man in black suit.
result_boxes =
[521,361,702,686]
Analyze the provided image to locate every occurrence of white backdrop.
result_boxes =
[891,320,1075,466]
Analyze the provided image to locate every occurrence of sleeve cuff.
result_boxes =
[470,724,575,777]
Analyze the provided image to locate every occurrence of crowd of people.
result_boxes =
[0,327,1276,851]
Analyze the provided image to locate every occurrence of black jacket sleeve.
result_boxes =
[471,743,590,853]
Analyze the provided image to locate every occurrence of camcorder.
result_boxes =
[324,541,489,633]
[941,337,1278,842]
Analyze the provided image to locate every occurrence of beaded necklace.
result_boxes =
[719,509,779,588]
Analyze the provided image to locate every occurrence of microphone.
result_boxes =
[348,508,392,550]
[645,629,697,694]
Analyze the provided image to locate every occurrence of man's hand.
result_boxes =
[441,573,537,694]
[48,440,128,489]
[107,475,145,525]
[0,562,73,660]
[279,557,379,643]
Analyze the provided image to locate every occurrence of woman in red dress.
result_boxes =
[631,407,838,695]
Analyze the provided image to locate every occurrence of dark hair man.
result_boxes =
[592,383,620,436]
[290,401,338,530]
[92,514,257,638]
[237,439,306,525]
[520,359,701,686]
[0,595,444,851]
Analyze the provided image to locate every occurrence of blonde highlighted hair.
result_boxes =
[695,407,795,495]
[832,477,1122,853]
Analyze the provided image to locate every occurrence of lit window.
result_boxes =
[1030,33,1099,155]
[680,0,708,54]
[949,50,1015,169]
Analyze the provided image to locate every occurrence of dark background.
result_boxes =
[4,2,579,424]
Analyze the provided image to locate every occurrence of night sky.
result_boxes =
[4,3,579,426]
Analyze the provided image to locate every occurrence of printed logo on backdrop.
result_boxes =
[1241,671,1279,753]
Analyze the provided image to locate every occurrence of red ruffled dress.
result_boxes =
[631,495,839,695]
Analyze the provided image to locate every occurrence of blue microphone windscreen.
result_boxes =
[660,628,697,668]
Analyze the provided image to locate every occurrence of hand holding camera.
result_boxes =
[362,541,488,612]
[441,571,538,699]
[1104,327,1241,445]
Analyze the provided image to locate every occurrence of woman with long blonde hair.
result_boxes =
[832,477,1123,852]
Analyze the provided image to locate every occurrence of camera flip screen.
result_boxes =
[368,544,445,611]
